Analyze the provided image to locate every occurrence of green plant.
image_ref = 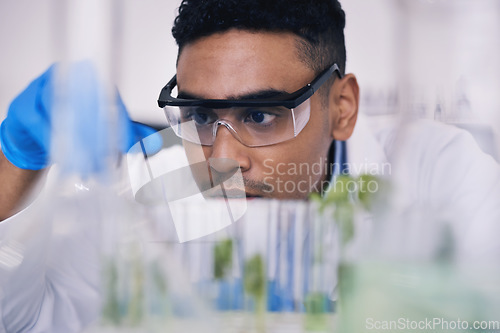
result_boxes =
[213,239,233,280]
[244,254,266,300]
[310,174,383,246]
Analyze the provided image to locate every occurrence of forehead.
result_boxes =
[176,29,314,99]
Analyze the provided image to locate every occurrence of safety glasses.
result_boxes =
[157,63,342,147]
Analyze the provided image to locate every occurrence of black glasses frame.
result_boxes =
[158,63,342,109]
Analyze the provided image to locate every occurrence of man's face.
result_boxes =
[176,30,337,199]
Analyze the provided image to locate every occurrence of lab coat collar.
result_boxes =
[346,114,390,177]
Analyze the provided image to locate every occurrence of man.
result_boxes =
[0,0,499,331]
[0,0,356,220]
[161,0,357,201]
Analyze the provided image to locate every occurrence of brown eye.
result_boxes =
[193,111,209,124]
[245,109,276,125]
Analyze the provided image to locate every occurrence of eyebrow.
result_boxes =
[177,89,291,101]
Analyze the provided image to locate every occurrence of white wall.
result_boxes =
[0,0,53,118]
[117,0,179,125]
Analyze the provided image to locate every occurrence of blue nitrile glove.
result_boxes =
[0,64,161,171]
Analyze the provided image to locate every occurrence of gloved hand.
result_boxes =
[0,64,161,172]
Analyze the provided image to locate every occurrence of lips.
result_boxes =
[203,186,245,199]
[202,185,265,200]
[245,193,262,199]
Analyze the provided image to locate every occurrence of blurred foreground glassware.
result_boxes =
[336,208,500,332]
[85,200,216,333]
[158,199,340,333]
[46,0,218,331]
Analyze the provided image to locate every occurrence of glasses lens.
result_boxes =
[163,99,311,147]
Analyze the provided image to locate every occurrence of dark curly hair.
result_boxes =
[172,0,347,78]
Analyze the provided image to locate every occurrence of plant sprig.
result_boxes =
[310,174,383,245]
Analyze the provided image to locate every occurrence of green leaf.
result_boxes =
[102,259,121,324]
[214,239,233,280]
[334,202,355,245]
[304,292,328,314]
[357,174,379,210]
[244,254,266,299]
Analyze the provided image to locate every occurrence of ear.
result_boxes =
[328,74,359,141]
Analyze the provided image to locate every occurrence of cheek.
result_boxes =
[247,104,333,198]
[256,142,332,199]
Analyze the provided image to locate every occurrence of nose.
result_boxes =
[207,124,251,175]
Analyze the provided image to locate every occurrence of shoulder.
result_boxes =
[373,117,484,161]
[367,116,497,170]
[350,115,500,260]
[359,115,500,202]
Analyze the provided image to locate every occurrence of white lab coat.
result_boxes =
[348,116,500,261]
[0,115,499,332]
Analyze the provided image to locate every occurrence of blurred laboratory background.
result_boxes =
[1,0,499,161]
[1,1,500,332]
